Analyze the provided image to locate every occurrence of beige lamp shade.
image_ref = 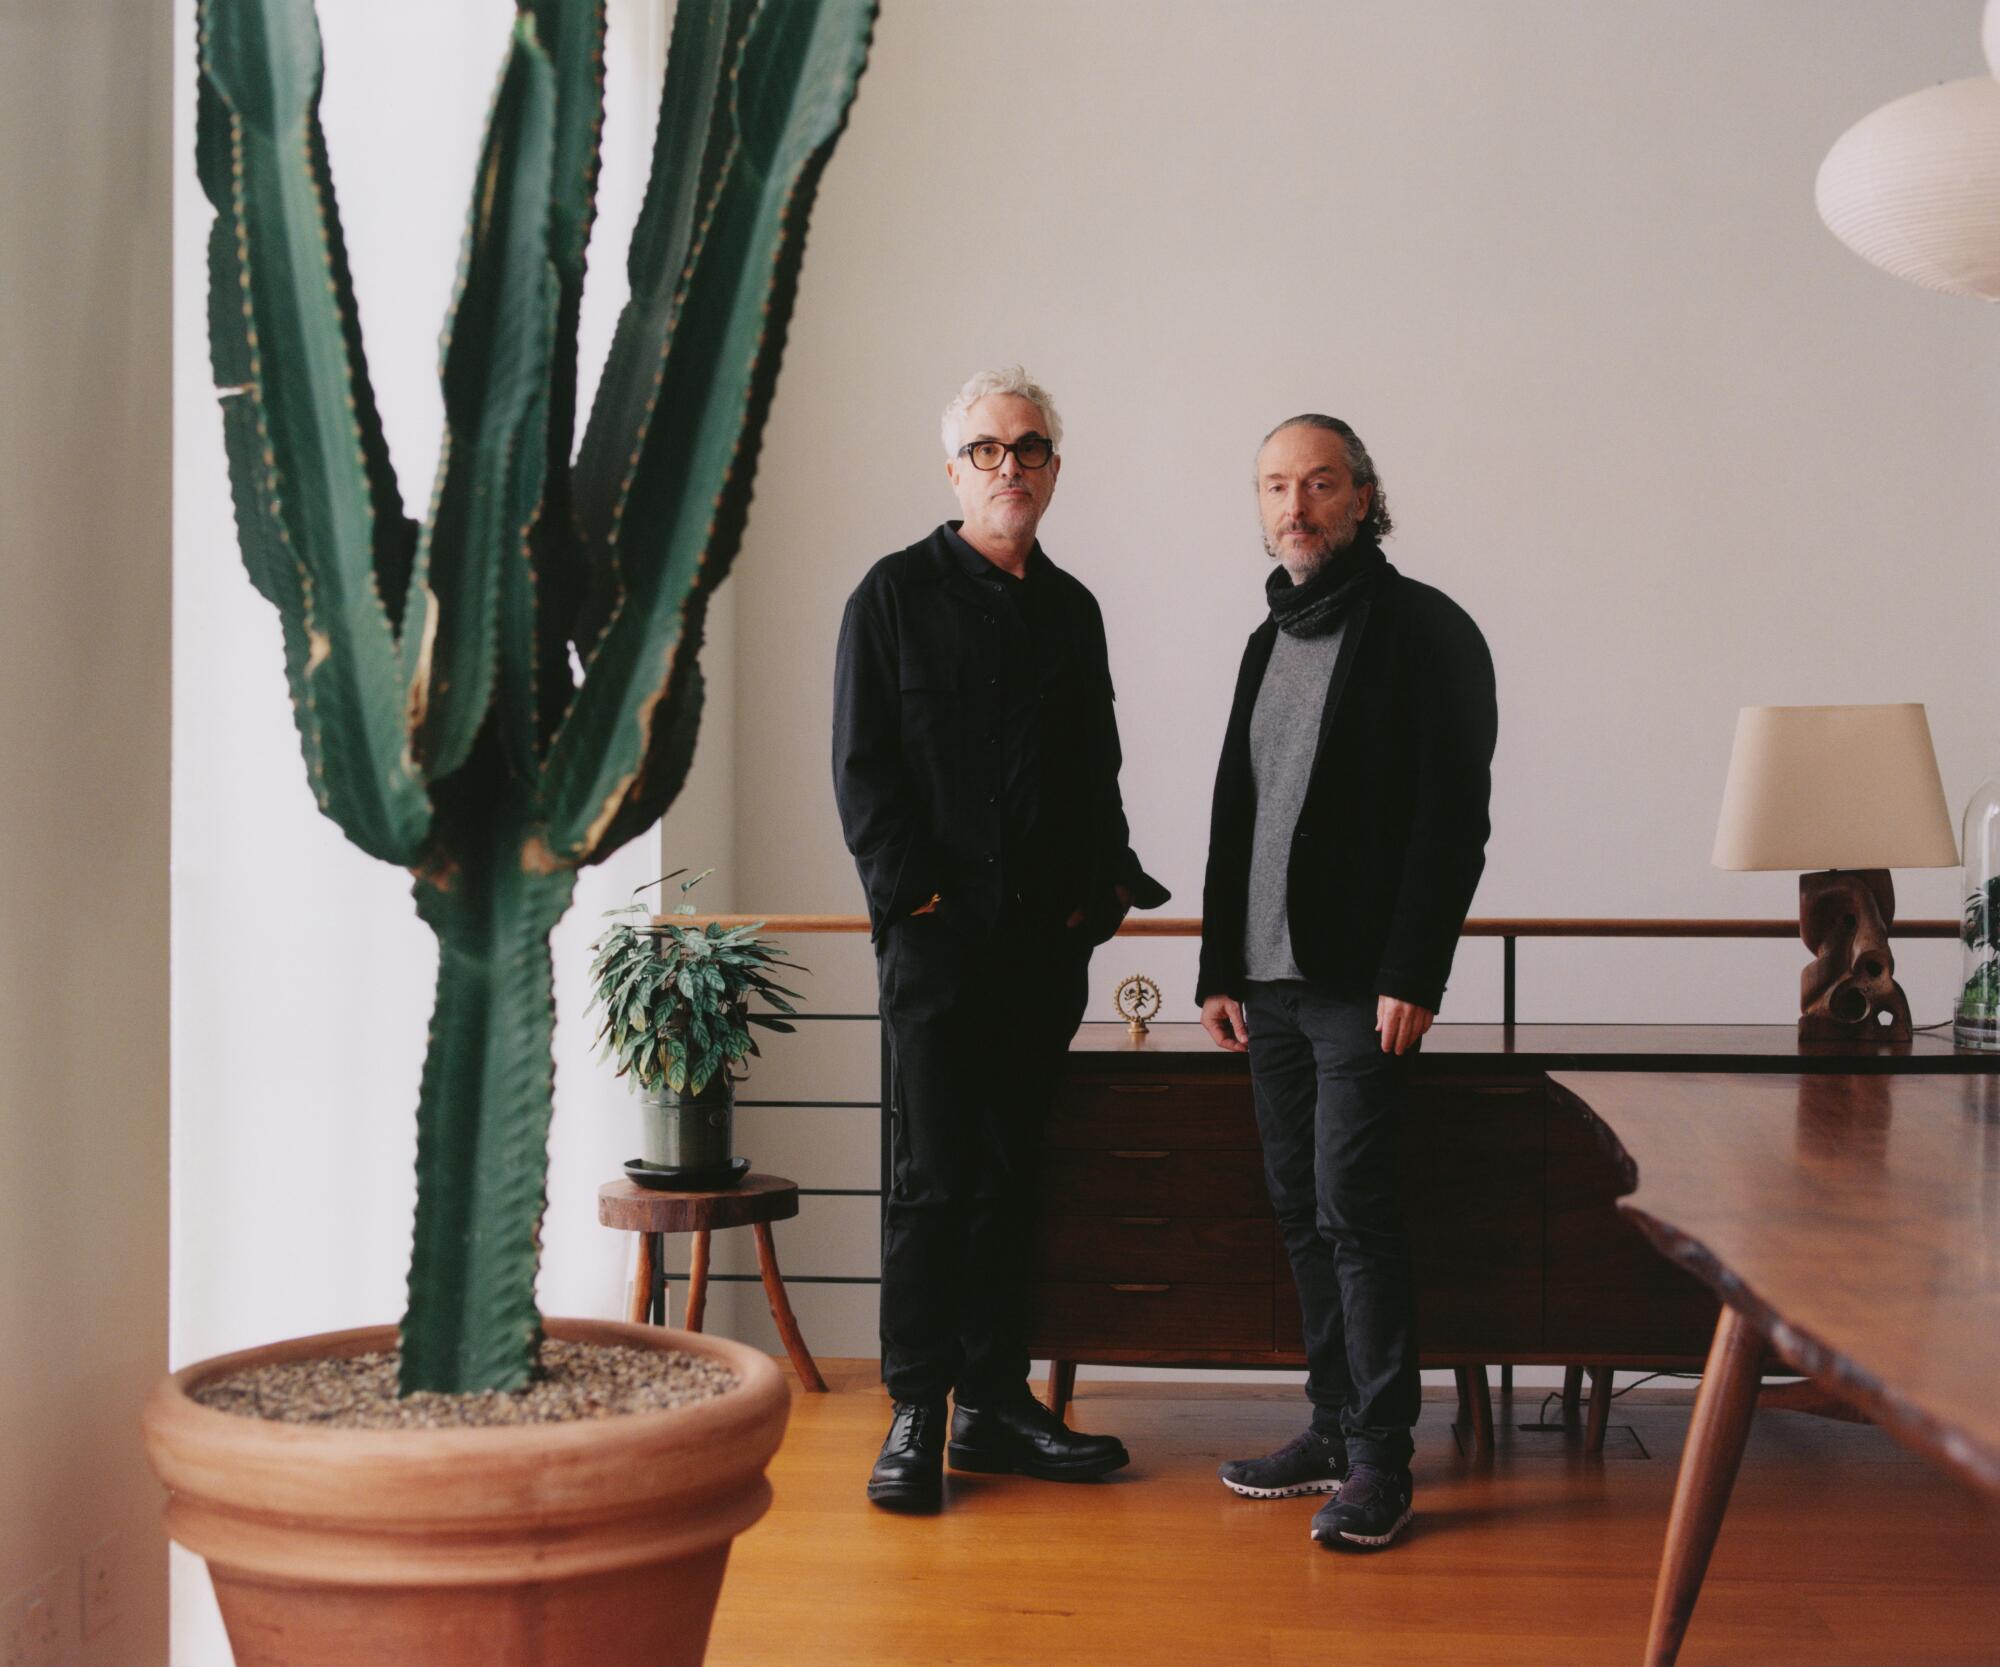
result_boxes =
[1713,704,1958,872]
[1815,76,2000,300]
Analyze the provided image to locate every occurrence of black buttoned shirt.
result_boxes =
[832,522,1166,941]
[942,524,1072,910]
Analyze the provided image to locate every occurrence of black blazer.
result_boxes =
[832,525,1166,942]
[1196,563,1496,1012]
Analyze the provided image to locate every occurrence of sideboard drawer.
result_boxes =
[1048,1077,1259,1150]
[1040,1147,1269,1216]
[1032,1216,1271,1283]
[1029,1281,1274,1352]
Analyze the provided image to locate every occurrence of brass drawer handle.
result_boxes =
[1107,1084,1172,1096]
[1111,1283,1171,1293]
[1108,1150,1169,1160]
[1115,1217,1168,1228]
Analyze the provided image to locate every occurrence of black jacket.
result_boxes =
[833,524,1167,942]
[1196,562,1496,1012]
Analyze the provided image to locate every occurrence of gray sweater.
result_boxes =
[1243,623,1344,981]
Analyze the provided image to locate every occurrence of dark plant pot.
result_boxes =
[640,1078,734,1171]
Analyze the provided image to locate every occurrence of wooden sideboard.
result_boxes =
[1028,1025,1993,1386]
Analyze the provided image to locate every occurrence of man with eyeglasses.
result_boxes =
[1198,415,1495,1551]
[833,366,1167,1512]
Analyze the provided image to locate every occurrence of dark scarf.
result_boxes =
[1265,536,1387,638]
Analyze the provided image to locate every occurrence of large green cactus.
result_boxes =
[196,0,876,1393]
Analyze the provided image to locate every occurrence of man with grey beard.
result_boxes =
[1195,414,1495,1551]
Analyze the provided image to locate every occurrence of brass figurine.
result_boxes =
[1113,974,1163,1040]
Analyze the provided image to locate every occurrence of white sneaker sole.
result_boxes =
[1221,1476,1343,1500]
[1312,1504,1413,1549]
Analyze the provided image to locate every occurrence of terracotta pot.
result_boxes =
[143,1317,788,1667]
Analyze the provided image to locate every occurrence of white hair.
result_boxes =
[939,365,1064,457]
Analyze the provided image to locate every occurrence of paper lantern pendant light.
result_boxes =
[1815,75,2000,301]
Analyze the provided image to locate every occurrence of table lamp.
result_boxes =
[1713,704,1958,1042]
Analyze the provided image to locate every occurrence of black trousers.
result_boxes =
[1243,980,1419,1471]
[876,913,1090,1405]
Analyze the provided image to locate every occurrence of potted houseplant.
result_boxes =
[590,870,805,1183]
[143,2,875,1664]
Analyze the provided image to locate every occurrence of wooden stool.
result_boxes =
[597,1174,827,1392]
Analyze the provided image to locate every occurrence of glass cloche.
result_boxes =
[1955,769,2000,1049]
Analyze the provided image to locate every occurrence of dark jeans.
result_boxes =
[876,913,1089,1405]
[1243,980,1419,1471]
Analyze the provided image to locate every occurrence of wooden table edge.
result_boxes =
[1545,1073,2000,1498]
[1616,1204,2000,1497]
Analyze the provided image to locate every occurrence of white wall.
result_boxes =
[1,2,172,1662]
[692,0,2000,1358]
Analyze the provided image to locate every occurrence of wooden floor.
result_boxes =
[706,1361,2000,1667]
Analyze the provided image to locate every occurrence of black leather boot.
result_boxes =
[949,1388,1129,1481]
[867,1399,946,1511]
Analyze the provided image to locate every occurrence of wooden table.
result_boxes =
[597,1174,828,1392]
[1547,1071,2000,1666]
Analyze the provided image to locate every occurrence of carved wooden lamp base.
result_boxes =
[1798,869,1912,1043]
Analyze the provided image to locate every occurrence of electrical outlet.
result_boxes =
[78,1538,118,1642]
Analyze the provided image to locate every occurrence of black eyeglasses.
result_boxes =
[956,434,1054,471]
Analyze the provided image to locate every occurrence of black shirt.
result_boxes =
[942,524,1076,916]
[831,522,1168,942]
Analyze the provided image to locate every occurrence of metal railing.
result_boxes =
[653,915,1958,1292]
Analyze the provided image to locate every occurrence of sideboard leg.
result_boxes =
[1046,1360,1077,1421]
[1562,1364,1584,1422]
[1643,1307,1767,1667]
[1586,1365,1613,1453]
[1468,1366,1494,1452]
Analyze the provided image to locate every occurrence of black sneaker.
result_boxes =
[867,1399,946,1511]
[1218,1428,1347,1499]
[1310,1462,1412,1550]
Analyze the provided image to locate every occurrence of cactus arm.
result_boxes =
[568,0,754,654]
[526,0,606,476]
[402,23,559,782]
[401,768,578,1394]
[542,0,877,863]
[199,0,430,863]
[308,114,419,632]
[515,1,608,757]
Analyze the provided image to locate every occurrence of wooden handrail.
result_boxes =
[659,914,1960,939]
